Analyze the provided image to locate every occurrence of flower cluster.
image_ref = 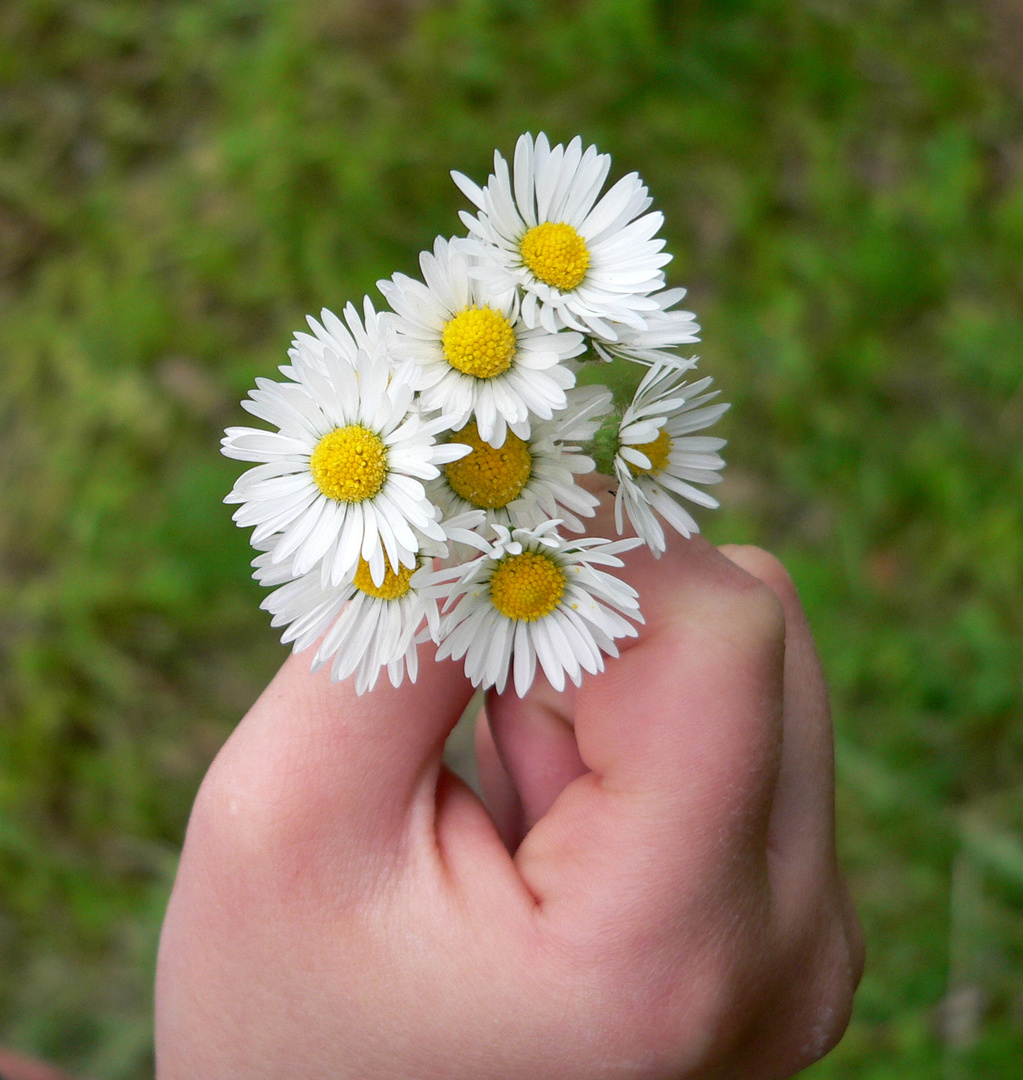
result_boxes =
[223,133,729,697]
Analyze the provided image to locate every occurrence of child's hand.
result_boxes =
[155,532,862,1079]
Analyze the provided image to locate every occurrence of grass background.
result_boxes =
[1,0,1021,1076]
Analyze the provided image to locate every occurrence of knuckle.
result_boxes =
[717,570,787,653]
[748,574,787,641]
[621,894,862,1077]
[773,901,862,1073]
[720,544,800,610]
[798,917,861,1064]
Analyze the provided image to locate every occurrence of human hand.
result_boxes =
[155,529,863,1079]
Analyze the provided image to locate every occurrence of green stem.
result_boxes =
[589,411,622,478]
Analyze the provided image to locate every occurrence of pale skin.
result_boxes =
[155,515,864,1079]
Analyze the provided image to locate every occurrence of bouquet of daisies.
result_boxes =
[222,133,729,698]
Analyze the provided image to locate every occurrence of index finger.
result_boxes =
[514,534,789,914]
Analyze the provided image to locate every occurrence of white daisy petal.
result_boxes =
[611,361,728,552]
[426,524,640,697]
[384,236,581,443]
[430,385,602,537]
[456,133,669,336]
[253,525,456,694]
[512,621,535,697]
[223,313,460,586]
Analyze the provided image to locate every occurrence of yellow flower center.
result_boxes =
[441,305,516,379]
[444,422,532,509]
[628,427,672,477]
[519,221,590,291]
[309,425,388,502]
[489,551,566,622]
[352,557,414,600]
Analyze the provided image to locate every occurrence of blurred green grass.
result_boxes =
[1,0,1021,1076]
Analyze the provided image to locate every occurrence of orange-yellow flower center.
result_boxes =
[352,557,414,600]
[444,422,532,508]
[309,425,388,502]
[519,222,590,291]
[441,305,516,379]
[627,428,672,477]
[489,551,566,622]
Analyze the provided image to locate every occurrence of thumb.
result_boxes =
[192,643,477,867]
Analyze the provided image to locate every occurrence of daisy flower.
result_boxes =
[430,384,611,534]
[251,513,484,694]
[282,296,393,379]
[378,236,583,447]
[592,287,701,367]
[611,362,730,554]
[222,333,469,587]
[427,521,643,697]
[452,132,671,339]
